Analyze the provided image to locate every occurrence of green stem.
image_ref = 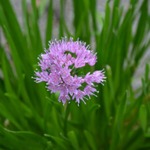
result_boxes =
[63,102,70,136]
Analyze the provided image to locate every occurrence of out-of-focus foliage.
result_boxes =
[0,0,150,149]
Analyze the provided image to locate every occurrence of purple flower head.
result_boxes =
[35,37,106,105]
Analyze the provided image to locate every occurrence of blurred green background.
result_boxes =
[0,0,150,149]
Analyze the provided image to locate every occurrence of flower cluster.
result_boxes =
[35,38,105,105]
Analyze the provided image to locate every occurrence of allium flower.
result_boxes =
[35,37,105,105]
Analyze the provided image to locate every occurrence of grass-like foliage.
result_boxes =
[0,0,150,149]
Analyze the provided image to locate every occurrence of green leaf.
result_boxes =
[139,105,147,131]
[0,126,48,150]
[45,0,53,46]
[84,130,97,150]
[68,131,79,150]
[110,92,127,150]
[44,134,68,150]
